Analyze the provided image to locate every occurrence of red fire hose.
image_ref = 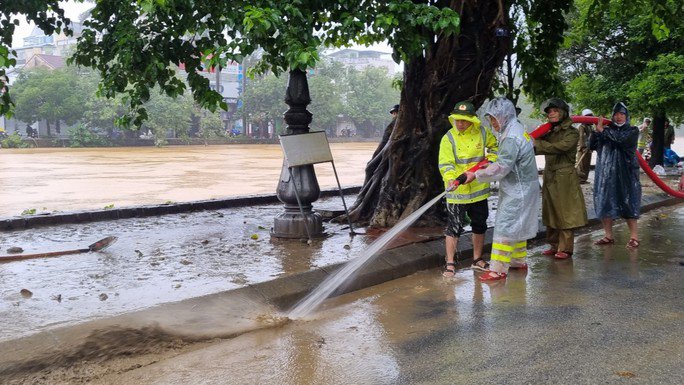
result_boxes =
[532,116,684,199]
[449,159,492,190]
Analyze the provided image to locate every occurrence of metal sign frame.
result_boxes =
[279,131,358,239]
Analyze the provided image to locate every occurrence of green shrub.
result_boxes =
[68,124,112,147]
[1,132,29,148]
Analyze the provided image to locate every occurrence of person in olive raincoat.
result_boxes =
[590,102,641,248]
[463,97,540,281]
[534,98,588,259]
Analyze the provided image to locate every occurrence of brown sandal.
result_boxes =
[442,262,457,277]
[626,238,640,249]
[594,237,615,245]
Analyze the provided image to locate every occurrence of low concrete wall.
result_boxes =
[0,186,362,231]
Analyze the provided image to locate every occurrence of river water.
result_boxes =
[0,143,378,217]
[2,131,683,218]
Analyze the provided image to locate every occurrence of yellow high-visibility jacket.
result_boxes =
[438,113,499,204]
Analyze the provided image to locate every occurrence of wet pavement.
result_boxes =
[3,204,681,385]
[0,194,367,341]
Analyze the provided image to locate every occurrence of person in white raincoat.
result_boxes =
[463,97,540,281]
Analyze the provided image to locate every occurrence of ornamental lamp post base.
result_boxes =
[271,210,324,239]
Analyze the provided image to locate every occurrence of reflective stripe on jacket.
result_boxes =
[438,113,499,204]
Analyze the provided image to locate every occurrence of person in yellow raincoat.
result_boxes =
[438,101,498,277]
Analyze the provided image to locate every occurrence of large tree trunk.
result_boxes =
[348,1,508,227]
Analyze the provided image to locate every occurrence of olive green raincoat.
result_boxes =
[535,118,588,229]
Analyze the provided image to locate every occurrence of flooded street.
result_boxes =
[0,194,372,341]
[2,204,681,385]
[0,143,378,217]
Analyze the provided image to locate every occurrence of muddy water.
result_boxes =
[0,143,378,217]
[2,133,681,218]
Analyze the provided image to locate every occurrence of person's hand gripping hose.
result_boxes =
[446,159,491,192]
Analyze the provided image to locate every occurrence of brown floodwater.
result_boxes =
[2,134,682,218]
[0,143,378,217]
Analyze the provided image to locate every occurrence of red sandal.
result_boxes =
[509,263,528,270]
[626,238,640,249]
[554,251,572,260]
[479,271,507,282]
[541,248,557,256]
[594,237,615,245]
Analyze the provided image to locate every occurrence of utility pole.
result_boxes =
[215,60,223,132]
[241,61,247,136]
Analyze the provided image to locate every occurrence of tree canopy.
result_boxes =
[9,65,223,143]
[1,0,460,126]
[563,0,683,119]
[11,67,88,136]
[562,0,682,166]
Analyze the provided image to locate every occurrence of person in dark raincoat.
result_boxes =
[590,102,641,248]
[534,98,588,259]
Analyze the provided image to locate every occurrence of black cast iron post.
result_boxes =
[271,68,324,239]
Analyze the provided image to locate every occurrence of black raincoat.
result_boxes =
[589,102,641,219]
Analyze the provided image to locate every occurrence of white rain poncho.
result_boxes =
[475,98,540,241]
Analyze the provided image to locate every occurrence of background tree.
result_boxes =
[239,59,397,137]
[142,89,194,146]
[11,67,87,136]
[196,107,225,141]
[561,0,683,166]
[67,123,111,147]
[307,61,344,136]
[343,66,399,138]
[239,72,287,136]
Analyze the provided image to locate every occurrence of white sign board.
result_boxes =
[279,131,334,167]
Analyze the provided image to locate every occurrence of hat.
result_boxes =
[389,104,400,114]
[581,108,594,116]
[453,101,476,116]
[612,102,628,116]
[541,98,569,114]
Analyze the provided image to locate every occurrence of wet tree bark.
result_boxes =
[347,1,508,227]
[345,117,395,225]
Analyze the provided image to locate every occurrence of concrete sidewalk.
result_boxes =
[0,173,682,369]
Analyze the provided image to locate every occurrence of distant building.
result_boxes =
[177,60,244,134]
[13,23,84,67]
[21,54,66,70]
[326,49,397,75]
